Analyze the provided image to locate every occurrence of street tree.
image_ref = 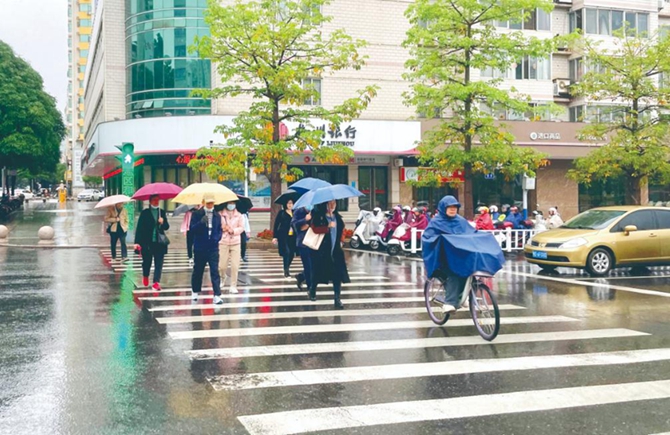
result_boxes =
[403,0,564,217]
[0,40,65,179]
[188,0,377,226]
[568,31,670,205]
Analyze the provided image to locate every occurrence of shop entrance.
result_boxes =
[358,166,388,211]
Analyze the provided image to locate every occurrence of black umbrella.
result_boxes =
[172,203,197,216]
[274,189,300,206]
[214,195,253,214]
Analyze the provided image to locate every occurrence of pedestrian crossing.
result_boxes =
[130,248,670,434]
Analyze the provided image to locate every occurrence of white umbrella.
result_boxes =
[95,194,132,209]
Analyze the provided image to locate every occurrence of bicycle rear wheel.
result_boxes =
[424,278,450,325]
[469,280,500,341]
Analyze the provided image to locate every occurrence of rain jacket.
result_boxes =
[422,196,505,278]
[475,212,495,231]
[504,211,524,229]
[381,207,403,238]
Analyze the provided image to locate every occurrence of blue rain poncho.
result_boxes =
[422,196,505,278]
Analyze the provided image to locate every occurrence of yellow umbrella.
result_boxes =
[171,183,238,205]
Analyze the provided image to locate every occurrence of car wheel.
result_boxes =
[586,248,613,277]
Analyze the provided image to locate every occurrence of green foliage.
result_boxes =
[0,40,65,175]
[403,0,566,215]
[568,31,670,204]
[83,175,103,187]
[188,0,377,194]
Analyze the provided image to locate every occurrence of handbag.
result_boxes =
[311,224,329,235]
[155,210,170,246]
[303,227,325,250]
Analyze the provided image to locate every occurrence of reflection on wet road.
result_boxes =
[3,201,670,434]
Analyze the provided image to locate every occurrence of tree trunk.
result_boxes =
[268,160,282,232]
[462,163,473,218]
[625,175,649,205]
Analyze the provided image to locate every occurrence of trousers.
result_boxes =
[192,249,221,296]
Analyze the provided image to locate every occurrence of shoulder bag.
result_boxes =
[156,210,170,246]
[302,227,325,250]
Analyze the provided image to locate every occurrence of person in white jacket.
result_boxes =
[547,207,564,229]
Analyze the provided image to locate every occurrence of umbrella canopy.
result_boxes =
[274,189,300,206]
[171,182,238,205]
[235,195,254,214]
[172,203,199,216]
[293,184,364,209]
[289,177,332,193]
[132,182,183,201]
[94,194,132,209]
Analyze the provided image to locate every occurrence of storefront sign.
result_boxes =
[298,155,390,165]
[175,154,197,165]
[400,167,419,183]
[530,132,561,140]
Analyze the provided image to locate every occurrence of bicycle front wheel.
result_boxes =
[469,280,500,341]
[424,278,450,325]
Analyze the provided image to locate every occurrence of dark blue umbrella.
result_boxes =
[293,184,364,209]
[289,177,332,193]
[274,189,300,206]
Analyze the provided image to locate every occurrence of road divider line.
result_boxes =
[157,305,526,324]
[169,316,578,339]
[211,348,670,391]
[237,379,670,434]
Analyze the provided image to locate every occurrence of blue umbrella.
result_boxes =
[293,184,364,210]
[289,177,332,193]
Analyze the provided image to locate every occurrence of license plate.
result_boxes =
[532,251,548,259]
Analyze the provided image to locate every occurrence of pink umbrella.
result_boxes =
[131,182,183,201]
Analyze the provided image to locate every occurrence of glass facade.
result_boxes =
[126,0,212,118]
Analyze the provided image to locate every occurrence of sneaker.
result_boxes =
[213,295,224,305]
[142,276,149,287]
[152,282,162,291]
[229,286,238,294]
[441,304,457,314]
[296,275,304,291]
[188,258,194,268]
[121,257,128,262]
[192,291,199,302]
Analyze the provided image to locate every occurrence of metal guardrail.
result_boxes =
[406,227,538,255]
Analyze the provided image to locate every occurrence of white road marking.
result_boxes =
[238,379,670,434]
[244,271,368,277]
[139,288,423,301]
[502,269,670,299]
[187,328,646,360]
[259,275,388,283]
[169,316,577,339]
[157,305,526,324]
[138,281,409,294]
[148,296,426,312]
[210,348,670,391]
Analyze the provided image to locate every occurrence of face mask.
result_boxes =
[226,204,236,211]
[151,204,159,209]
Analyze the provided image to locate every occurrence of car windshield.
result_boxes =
[562,210,627,230]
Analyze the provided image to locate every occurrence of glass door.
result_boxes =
[358,166,388,210]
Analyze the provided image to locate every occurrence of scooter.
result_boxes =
[350,210,385,250]
[387,224,423,256]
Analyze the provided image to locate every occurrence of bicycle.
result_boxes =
[424,272,501,341]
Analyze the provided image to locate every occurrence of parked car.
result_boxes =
[14,189,34,200]
[77,189,103,202]
[525,206,670,276]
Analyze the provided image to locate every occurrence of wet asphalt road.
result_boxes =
[2,202,670,434]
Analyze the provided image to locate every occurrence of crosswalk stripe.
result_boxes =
[210,348,670,391]
[168,316,577,340]
[245,271,368,277]
[118,266,306,272]
[157,305,526,324]
[186,328,647,360]
[260,275,388,283]
[139,288,423,301]
[138,281,410,294]
[238,379,670,434]
[148,296,426,312]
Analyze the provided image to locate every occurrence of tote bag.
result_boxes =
[303,227,325,250]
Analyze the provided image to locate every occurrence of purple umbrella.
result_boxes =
[131,182,183,201]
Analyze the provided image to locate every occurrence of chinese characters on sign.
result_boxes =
[297,123,358,147]
[175,154,197,165]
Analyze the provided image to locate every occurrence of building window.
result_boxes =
[80,34,90,42]
[79,65,86,73]
[78,19,91,27]
[80,49,89,58]
[570,105,624,123]
[79,3,91,13]
[302,78,321,105]
[482,102,552,121]
[569,58,583,83]
[570,8,648,37]
[496,8,550,31]
[514,56,550,80]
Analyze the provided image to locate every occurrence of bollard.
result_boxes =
[38,226,55,245]
[0,225,7,245]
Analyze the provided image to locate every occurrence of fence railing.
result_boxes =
[406,227,537,254]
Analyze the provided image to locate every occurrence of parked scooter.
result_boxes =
[350,208,385,250]
[387,224,423,256]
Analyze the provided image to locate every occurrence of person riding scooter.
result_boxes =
[475,206,495,230]
[396,207,429,243]
[381,206,403,241]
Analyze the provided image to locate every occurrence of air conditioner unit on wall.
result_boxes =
[553,79,571,96]
[393,158,404,168]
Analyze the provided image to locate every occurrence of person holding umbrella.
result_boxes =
[189,196,223,304]
[104,203,129,261]
[219,200,245,294]
[291,205,312,291]
[134,194,170,290]
[273,199,297,278]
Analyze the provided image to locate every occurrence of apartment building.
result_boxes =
[66,0,93,196]
[81,0,670,216]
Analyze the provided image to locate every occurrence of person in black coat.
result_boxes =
[308,200,350,309]
[291,206,313,291]
[273,200,297,278]
[189,196,224,304]
[134,194,170,290]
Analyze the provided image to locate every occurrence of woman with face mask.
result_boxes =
[104,203,129,262]
[219,201,245,294]
[273,199,297,278]
[308,200,351,309]
[134,194,169,290]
